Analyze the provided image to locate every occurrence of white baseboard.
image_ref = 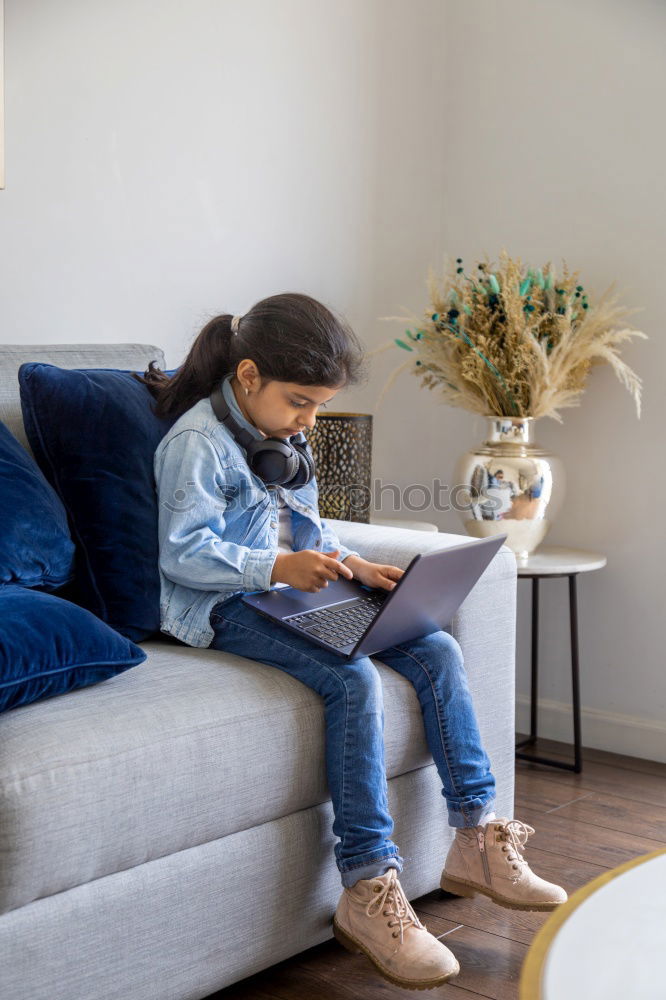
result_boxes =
[516,694,666,765]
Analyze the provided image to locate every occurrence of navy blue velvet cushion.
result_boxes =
[0,585,146,713]
[0,420,75,590]
[18,364,177,642]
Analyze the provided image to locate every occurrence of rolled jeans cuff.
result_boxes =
[339,851,404,889]
[447,797,497,829]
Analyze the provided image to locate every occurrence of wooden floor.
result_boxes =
[208,736,666,1000]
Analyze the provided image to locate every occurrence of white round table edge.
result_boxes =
[519,846,666,1000]
[515,545,607,576]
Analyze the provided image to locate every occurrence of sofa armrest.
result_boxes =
[326,517,517,646]
[369,517,439,533]
[328,519,511,573]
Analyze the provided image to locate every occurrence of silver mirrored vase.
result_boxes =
[454,416,565,564]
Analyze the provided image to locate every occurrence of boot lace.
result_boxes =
[495,819,535,880]
[365,871,425,946]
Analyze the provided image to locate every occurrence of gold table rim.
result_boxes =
[519,846,666,999]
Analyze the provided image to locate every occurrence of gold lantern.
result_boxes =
[305,413,372,523]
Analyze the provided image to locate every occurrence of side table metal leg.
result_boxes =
[569,573,583,773]
[516,574,582,772]
[530,576,539,740]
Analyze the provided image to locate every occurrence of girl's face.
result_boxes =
[232,373,341,440]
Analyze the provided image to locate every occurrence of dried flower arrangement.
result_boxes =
[372,249,647,422]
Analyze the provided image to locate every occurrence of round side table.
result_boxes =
[515,546,607,774]
[520,847,666,999]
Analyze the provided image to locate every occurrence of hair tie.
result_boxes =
[231,315,242,335]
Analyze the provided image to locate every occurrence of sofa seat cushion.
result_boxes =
[0,638,435,914]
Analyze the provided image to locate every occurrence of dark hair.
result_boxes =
[133,292,368,421]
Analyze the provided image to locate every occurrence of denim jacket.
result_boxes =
[153,374,361,648]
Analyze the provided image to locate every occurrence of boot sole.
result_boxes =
[332,919,460,990]
[440,872,564,911]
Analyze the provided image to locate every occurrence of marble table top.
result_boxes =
[515,546,607,576]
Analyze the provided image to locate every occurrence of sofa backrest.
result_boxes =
[0,343,165,457]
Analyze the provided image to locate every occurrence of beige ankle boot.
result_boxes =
[440,816,567,911]
[333,868,460,990]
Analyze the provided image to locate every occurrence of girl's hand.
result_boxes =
[271,549,354,593]
[353,559,405,592]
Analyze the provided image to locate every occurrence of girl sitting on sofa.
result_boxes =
[135,292,566,992]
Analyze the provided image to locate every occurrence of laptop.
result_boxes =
[242,533,508,659]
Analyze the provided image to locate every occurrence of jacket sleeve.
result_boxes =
[321,519,362,565]
[154,429,278,592]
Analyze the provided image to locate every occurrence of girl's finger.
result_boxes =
[319,566,339,583]
[323,556,353,579]
[320,562,341,581]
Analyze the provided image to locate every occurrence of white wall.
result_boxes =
[432,0,666,763]
[0,0,395,352]
[1,0,663,760]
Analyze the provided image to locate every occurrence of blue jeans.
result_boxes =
[208,594,497,888]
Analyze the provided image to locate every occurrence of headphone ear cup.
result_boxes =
[246,439,297,486]
[285,440,316,489]
[299,441,316,482]
[279,448,300,482]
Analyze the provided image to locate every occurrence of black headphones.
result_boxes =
[209,381,316,490]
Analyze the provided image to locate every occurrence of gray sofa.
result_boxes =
[0,343,517,1000]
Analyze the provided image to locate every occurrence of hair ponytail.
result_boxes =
[134,292,367,422]
[133,313,235,420]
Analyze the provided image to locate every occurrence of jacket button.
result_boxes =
[314,539,321,547]
[270,521,277,528]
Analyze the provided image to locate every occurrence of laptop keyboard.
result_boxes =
[286,591,389,648]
